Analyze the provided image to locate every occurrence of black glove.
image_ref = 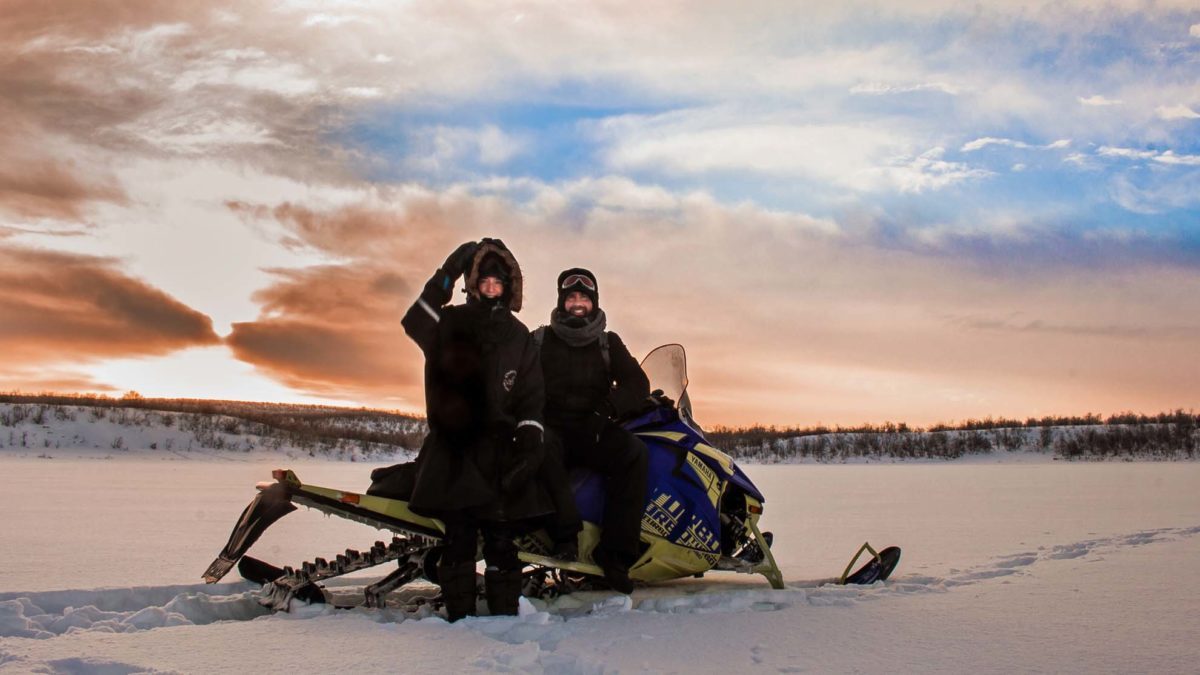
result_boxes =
[647,389,675,410]
[501,425,544,492]
[441,241,479,279]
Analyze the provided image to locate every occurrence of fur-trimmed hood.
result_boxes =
[463,239,524,312]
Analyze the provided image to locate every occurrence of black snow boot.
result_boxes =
[437,561,479,622]
[591,546,635,595]
[484,567,523,616]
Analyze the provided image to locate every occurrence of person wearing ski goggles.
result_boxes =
[532,267,650,594]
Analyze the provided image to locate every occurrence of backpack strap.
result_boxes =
[599,331,611,377]
[532,326,547,352]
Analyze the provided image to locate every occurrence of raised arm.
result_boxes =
[401,242,478,353]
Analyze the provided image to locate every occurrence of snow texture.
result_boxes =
[3,436,1200,672]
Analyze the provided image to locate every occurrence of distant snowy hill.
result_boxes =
[3,401,1196,464]
[718,422,1199,463]
[0,403,421,462]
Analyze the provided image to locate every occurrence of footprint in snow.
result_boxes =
[994,554,1038,568]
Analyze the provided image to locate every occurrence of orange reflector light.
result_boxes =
[748,504,763,514]
[339,493,360,505]
[272,469,286,480]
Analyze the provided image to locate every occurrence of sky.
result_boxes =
[1,0,1198,427]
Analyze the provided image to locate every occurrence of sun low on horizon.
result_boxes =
[2,1,1198,428]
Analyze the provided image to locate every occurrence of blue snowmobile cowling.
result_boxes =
[567,403,771,581]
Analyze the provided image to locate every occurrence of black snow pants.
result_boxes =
[547,420,649,568]
[440,515,520,570]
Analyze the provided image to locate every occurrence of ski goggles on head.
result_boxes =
[560,274,596,291]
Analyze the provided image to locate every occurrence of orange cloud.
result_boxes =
[0,245,220,372]
[226,264,427,410]
[0,1,186,221]
[0,366,121,395]
[0,155,126,221]
[226,200,458,263]
[219,187,1200,427]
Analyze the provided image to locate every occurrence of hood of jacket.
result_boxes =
[464,240,524,312]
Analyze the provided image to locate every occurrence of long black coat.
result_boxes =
[401,249,551,523]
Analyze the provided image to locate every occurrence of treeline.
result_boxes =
[707,410,1199,462]
[4,392,1197,462]
[0,392,428,453]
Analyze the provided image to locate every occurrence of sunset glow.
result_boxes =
[2,1,1198,426]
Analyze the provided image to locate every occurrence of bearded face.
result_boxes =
[563,291,593,317]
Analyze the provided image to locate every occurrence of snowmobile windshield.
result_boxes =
[640,344,693,420]
[635,344,765,502]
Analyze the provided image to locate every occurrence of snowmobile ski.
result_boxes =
[238,555,285,585]
[203,481,297,584]
[841,544,901,585]
[518,552,604,577]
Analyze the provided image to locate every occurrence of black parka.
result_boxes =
[401,243,551,522]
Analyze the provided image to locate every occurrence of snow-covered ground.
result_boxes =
[2,452,1198,673]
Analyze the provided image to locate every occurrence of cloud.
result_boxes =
[598,110,987,193]
[302,13,367,29]
[0,367,121,395]
[961,137,1071,152]
[0,155,127,220]
[226,264,425,407]
[1109,172,1200,214]
[873,147,993,193]
[226,192,470,262]
[1098,146,1159,161]
[401,124,526,174]
[5,0,1200,424]
[850,81,961,96]
[1191,24,1200,38]
[0,224,92,238]
[221,194,507,408]
[213,176,1200,425]
[1156,104,1199,120]
[1079,95,1123,106]
[1097,146,1200,166]
[219,181,846,411]
[1153,151,1200,166]
[952,315,1199,340]
[0,244,220,373]
[0,0,366,201]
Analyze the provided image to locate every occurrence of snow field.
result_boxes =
[3,453,1200,672]
[7,525,1197,673]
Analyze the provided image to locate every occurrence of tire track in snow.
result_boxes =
[885,524,1200,594]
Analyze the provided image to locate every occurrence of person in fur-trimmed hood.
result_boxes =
[400,238,550,621]
[535,267,650,594]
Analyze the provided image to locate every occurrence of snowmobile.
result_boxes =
[202,344,900,611]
